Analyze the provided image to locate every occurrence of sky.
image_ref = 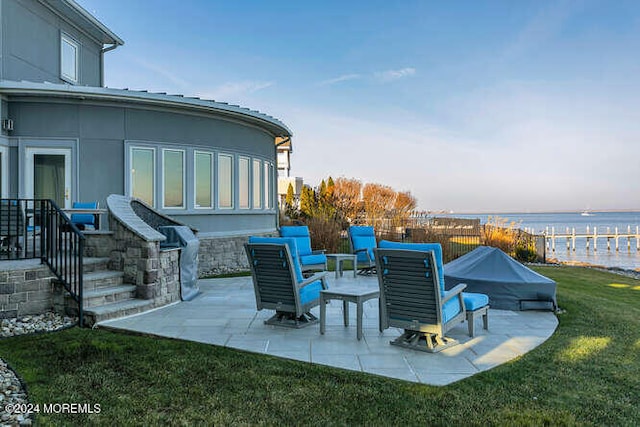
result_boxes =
[77,0,640,213]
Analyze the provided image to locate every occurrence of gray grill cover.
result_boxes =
[158,226,200,301]
[444,246,556,311]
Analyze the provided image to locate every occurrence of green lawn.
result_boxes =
[1,266,639,425]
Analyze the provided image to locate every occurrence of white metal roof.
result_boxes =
[0,80,292,137]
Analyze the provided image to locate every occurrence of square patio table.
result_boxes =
[326,253,357,279]
[319,286,379,340]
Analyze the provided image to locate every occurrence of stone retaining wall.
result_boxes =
[0,263,55,319]
[198,232,273,276]
[108,215,180,305]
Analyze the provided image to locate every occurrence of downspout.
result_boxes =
[99,43,120,87]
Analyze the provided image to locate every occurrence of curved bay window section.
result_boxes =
[126,143,274,214]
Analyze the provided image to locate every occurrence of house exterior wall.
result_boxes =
[6,98,279,234]
[1,0,102,86]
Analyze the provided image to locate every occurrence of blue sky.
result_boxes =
[77,0,640,212]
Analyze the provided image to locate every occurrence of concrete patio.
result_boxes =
[98,274,558,386]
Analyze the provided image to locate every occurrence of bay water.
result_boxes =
[449,211,640,270]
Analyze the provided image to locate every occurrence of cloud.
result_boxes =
[317,74,362,86]
[374,67,416,82]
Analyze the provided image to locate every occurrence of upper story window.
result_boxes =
[60,33,79,83]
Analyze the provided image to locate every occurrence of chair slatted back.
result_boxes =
[244,243,298,311]
[375,248,443,330]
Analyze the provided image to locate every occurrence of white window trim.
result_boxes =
[217,153,234,209]
[161,148,186,210]
[129,146,156,207]
[238,156,251,210]
[193,150,213,209]
[0,145,8,198]
[60,33,79,84]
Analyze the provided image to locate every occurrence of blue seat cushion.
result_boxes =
[378,241,445,296]
[300,253,327,267]
[279,226,313,256]
[462,292,489,311]
[299,279,324,305]
[442,292,464,323]
[248,236,303,282]
[71,201,98,226]
[350,227,376,262]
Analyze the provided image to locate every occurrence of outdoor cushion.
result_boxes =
[300,253,327,267]
[378,241,445,296]
[71,201,98,227]
[279,226,313,256]
[443,295,464,323]
[462,292,490,311]
[299,280,325,305]
[248,236,303,282]
[350,226,376,262]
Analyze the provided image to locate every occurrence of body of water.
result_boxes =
[447,211,640,270]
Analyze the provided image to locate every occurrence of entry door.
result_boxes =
[24,148,72,209]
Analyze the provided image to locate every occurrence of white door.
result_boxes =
[24,147,72,209]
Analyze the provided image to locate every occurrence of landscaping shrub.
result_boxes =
[305,216,341,253]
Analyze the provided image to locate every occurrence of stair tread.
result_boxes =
[83,270,124,281]
[83,257,110,265]
[84,299,153,315]
[82,285,137,298]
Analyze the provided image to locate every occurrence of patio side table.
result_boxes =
[319,287,379,340]
[326,253,358,279]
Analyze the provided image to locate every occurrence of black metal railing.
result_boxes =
[1,199,84,325]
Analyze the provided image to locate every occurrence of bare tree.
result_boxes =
[362,183,396,229]
[332,177,363,223]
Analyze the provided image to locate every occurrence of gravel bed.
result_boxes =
[0,313,77,426]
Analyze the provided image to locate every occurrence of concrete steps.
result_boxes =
[83,299,155,325]
[61,255,155,327]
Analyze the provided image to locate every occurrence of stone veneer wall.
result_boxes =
[0,263,55,319]
[106,195,181,306]
[198,232,273,276]
[108,216,181,304]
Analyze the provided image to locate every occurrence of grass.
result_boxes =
[1,266,639,425]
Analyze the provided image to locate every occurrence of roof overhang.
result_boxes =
[39,0,124,47]
[0,80,292,137]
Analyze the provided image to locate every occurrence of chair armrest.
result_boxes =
[311,249,326,255]
[299,271,329,289]
[353,247,374,261]
[442,283,467,304]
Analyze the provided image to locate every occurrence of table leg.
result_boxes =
[343,300,349,327]
[320,294,326,335]
[356,298,363,340]
[352,255,357,278]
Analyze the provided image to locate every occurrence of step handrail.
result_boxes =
[41,200,85,327]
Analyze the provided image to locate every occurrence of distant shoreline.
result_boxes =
[437,209,640,215]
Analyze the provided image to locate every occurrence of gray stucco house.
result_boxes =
[0,0,291,275]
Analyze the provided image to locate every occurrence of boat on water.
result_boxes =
[580,210,594,217]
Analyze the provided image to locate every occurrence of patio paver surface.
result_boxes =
[98,275,558,385]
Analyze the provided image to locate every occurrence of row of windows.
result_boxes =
[129,146,274,211]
